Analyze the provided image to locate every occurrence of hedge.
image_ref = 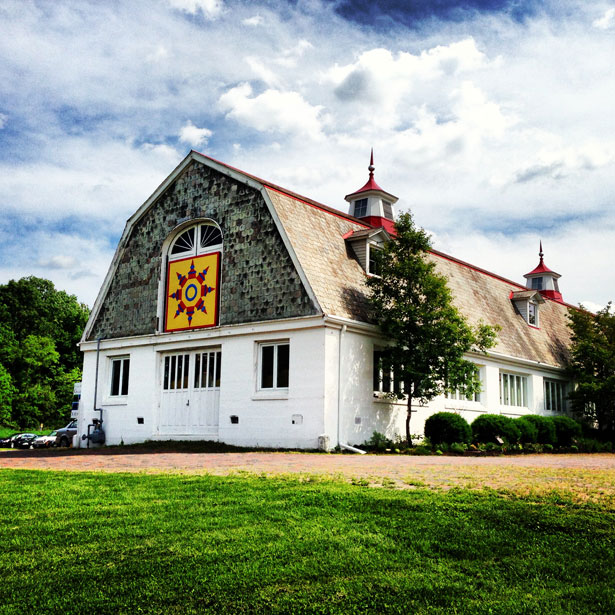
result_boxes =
[424,412,471,445]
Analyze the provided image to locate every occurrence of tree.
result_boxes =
[366,213,498,445]
[0,277,90,427]
[566,302,615,439]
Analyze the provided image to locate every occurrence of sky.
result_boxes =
[0,0,614,311]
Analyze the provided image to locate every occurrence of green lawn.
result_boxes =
[1,470,613,614]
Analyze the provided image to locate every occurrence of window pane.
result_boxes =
[201,352,209,387]
[164,357,170,391]
[171,228,195,255]
[373,351,382,391]
[170,356,176,390]
[208,352,216,388]
[200,225,222,249]
[261,346,274,388]
[545,381,551,410]
[215,352,221,387]
[177,356,183,390]
[121,359,130,396]
[111,360,121,396]
[277,344,289,388]
[183,355,190,389]
[194,353,201,388]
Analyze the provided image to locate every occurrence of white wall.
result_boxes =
[79,319,327,449]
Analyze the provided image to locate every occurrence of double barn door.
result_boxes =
[159,349,221,436]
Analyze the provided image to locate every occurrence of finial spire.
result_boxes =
[368,148,375,177]
[539,240,544,263]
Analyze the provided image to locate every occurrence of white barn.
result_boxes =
[77,151,574,449]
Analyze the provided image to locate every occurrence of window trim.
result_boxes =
[353,198,368,218]
[367,243,382,277]
[544,378,567,412]
[499,371,529,408]
[109,356,130,397]
[257,341,290,393]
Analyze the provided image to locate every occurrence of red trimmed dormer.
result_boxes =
[345,150,398,235]
[523,241,563,302]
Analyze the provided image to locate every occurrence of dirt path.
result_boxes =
[2,448,615,506]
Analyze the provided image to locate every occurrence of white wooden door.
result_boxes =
[159,350,221,436]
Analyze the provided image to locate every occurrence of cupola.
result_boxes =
[523,242,563,302]
[345,150,398,235]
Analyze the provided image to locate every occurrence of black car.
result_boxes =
[0,433,25,448]
[13,433,39,449]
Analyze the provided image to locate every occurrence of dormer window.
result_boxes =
[368,244,382,276]
[510,289,544,327]
[528,301,538,326]
[354,198,368,218]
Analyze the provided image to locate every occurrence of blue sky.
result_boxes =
[0,0,614,310]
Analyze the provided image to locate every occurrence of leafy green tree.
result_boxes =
[367,213,498,445]
[0,277,90,427]
[0,364,15,425]
[566,303,615,439]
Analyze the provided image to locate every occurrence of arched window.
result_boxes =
[163,220,222,332]
[169,222,223,260]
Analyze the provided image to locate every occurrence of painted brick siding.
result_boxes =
[88,161,318,340]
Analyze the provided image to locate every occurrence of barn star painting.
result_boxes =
[165,253,220,331]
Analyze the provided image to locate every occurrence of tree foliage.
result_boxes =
[0,276,90,428]
[367,213,498,444]
[566,302,615,439]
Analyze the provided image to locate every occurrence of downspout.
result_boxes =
[337,324,366,455]
[87,337,104,449]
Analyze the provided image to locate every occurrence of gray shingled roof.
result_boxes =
[267,187,572,369]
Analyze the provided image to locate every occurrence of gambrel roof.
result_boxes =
[84,151,574,369]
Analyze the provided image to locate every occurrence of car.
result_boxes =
[55,420,78,447]
[0,432,26,448]
[33,431,58,448]
[13,433,39,449]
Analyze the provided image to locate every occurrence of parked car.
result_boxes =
[0,432,25,448]
[33,431,58,448]
[13,433,39,449]
[55,420,78,447]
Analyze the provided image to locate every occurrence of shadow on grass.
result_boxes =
[0,440,324,458]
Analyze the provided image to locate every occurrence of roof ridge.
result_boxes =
[192,150,371,228]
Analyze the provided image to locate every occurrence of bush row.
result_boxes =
[424,412,583,448]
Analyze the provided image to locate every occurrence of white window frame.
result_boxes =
[168,222,223,262]
[499,371,528,408]
[258,342,290,391]
[528,301,539,327]
[373,349,404,396]
[544,379,566,412]
[367,243,382,277]
[354,198,368,218]
[109,356,130,397]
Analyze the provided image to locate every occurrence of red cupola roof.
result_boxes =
[523,241,563,302]
[344,149,397,202]
[524,241,560,278]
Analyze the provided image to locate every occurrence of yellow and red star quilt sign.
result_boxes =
[165,253,220,332]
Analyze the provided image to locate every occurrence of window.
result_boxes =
[382,200,393,219]
[259,343,289,389]
[373,350,403,395]
[110,357,130,396]
[163,354,190,390]
[169,222,222,260]
[368,244,382,276]
[528,301,538,326]
[545,379,566,412]
[354,198,368,218]
[500,372,528,407]
[194,351,221,389]
[531,277,543,290]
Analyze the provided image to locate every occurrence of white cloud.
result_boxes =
[45,255,78,270]
[0,113,7,129]
[219,83,324,139]
[593,8,615,29]
[167,0,223,19]
[242,15,263,26]
[179,121,213,147]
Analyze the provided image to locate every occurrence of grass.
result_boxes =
[1,470,614,614]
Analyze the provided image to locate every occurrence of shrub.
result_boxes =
[424,412,471,445]
[471,414,520,444]
[551,416,582,447]
[515,417,538,443]
[363,431,392,452]
[521,415,556,445]
[450,442,467,455]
